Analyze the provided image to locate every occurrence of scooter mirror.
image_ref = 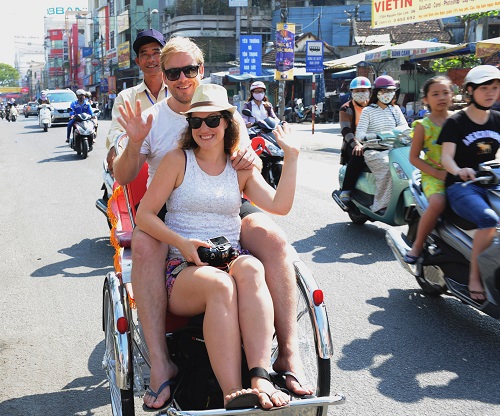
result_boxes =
[242,108,252,117]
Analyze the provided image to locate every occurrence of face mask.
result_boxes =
[352,91,370,104]
[377,91,395,104]
[253,92,265,101]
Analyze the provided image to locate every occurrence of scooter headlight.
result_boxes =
[393,162,409,180]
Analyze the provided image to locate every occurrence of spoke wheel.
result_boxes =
[271,279,331,402]
[103,284,135,416]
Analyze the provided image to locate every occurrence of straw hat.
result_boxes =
[181,84,236,115]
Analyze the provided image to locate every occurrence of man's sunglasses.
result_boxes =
[186,115,223,129]
[163,65,200,81]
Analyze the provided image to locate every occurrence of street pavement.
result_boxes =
[288,120,342,152]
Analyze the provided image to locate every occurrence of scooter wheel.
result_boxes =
[348,209,368,225]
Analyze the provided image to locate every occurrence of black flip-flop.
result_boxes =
[225,392,260,410]
[270,371,315,399]
[143,379,176,412]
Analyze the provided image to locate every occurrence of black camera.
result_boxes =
[197,236,239,268]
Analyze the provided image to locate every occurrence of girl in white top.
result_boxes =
[135,84,300,410]
[356,75,409,212]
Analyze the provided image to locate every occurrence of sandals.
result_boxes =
[225,390,260,410]
[270,371,315,399]
[249,367,290,411]
[403,253,420,265]
[142,379,176,412]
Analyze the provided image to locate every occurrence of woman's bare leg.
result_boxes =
[229,256,289,409]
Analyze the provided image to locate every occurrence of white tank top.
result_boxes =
[165,149,242,259]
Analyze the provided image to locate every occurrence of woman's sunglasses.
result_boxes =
[186,115,223,129]
[163,65,200,81]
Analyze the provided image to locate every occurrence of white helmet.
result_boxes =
[76,89,86,96]
[250,81,266,91]
[464,65,500,87]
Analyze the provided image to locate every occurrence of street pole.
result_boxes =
[312,74,316,134]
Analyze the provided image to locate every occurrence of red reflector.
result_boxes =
[312,290,324,306]
[116,317,128,334]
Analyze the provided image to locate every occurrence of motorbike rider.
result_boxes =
[355,75,409,213]
[105,28,167,174]
[437,65,500,301]
[66,89,94,143]
[38,92,50,105]
[242,81,279,128]
[6,98,16,118]
[338,76,372,203]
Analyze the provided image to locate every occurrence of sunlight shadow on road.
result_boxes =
[292,221,393,265]
[336,288,500,404]
[31,237,114,279]
[0,341,110,415]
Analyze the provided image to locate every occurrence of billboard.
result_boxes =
[118,41,130,69]
[371,0,500,29]
[240,35,262,75]
[275,23,295,80]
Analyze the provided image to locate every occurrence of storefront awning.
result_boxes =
[226,69,275,82]
[364,40,453,63]
[476,37,500,58]
[331,68,357,79]
[408,43,475,62]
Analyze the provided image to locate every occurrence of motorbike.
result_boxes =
[294,98,311,123]
[38,104,52,132]
[332,127,415,226]
[69,112,96,159]
[6,105,18,122]
[242,108,284,189]
[386,160,500,320]
[0,108,5,120]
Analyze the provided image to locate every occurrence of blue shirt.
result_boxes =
[70,99,93,117]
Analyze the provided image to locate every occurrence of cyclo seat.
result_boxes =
[108,161,189,332]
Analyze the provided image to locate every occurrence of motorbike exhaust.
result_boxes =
[385,229,419,276]
[96,198,108,216]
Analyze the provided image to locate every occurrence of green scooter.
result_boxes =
[332,127,417,226]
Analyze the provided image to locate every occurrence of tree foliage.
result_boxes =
[431,55,481,72]
[0,63,20,87]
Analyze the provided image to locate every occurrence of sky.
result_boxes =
[0,0,87,67]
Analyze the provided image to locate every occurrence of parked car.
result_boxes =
[24,101,39,117]
[44,89,77,124]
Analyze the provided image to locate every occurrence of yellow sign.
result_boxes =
[118,41,130,70]
[371,0,500,29]
[0,87,22,93]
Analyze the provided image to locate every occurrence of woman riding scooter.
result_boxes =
[437,65,500,302]
[355,75,409,213]
[242,81,279,128]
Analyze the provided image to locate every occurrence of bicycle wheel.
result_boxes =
[271,273,331,398]
[103,281,135,416]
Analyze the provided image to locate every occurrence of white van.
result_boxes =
[44,89,77,124]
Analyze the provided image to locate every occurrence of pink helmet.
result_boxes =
[373,75,397,90]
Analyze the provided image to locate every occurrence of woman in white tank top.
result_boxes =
[135,84,300,410]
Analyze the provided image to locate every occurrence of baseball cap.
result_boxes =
[133,29,166,55]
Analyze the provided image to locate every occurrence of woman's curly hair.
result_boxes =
[178,110,240,155]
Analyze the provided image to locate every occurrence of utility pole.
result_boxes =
[278,5,288,119]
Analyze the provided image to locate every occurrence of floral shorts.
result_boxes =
[165,249,251,299]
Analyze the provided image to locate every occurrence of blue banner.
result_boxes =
[240,35,262,76]
[81,47,93,58]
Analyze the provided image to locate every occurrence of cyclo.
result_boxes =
[99,137,345,415]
